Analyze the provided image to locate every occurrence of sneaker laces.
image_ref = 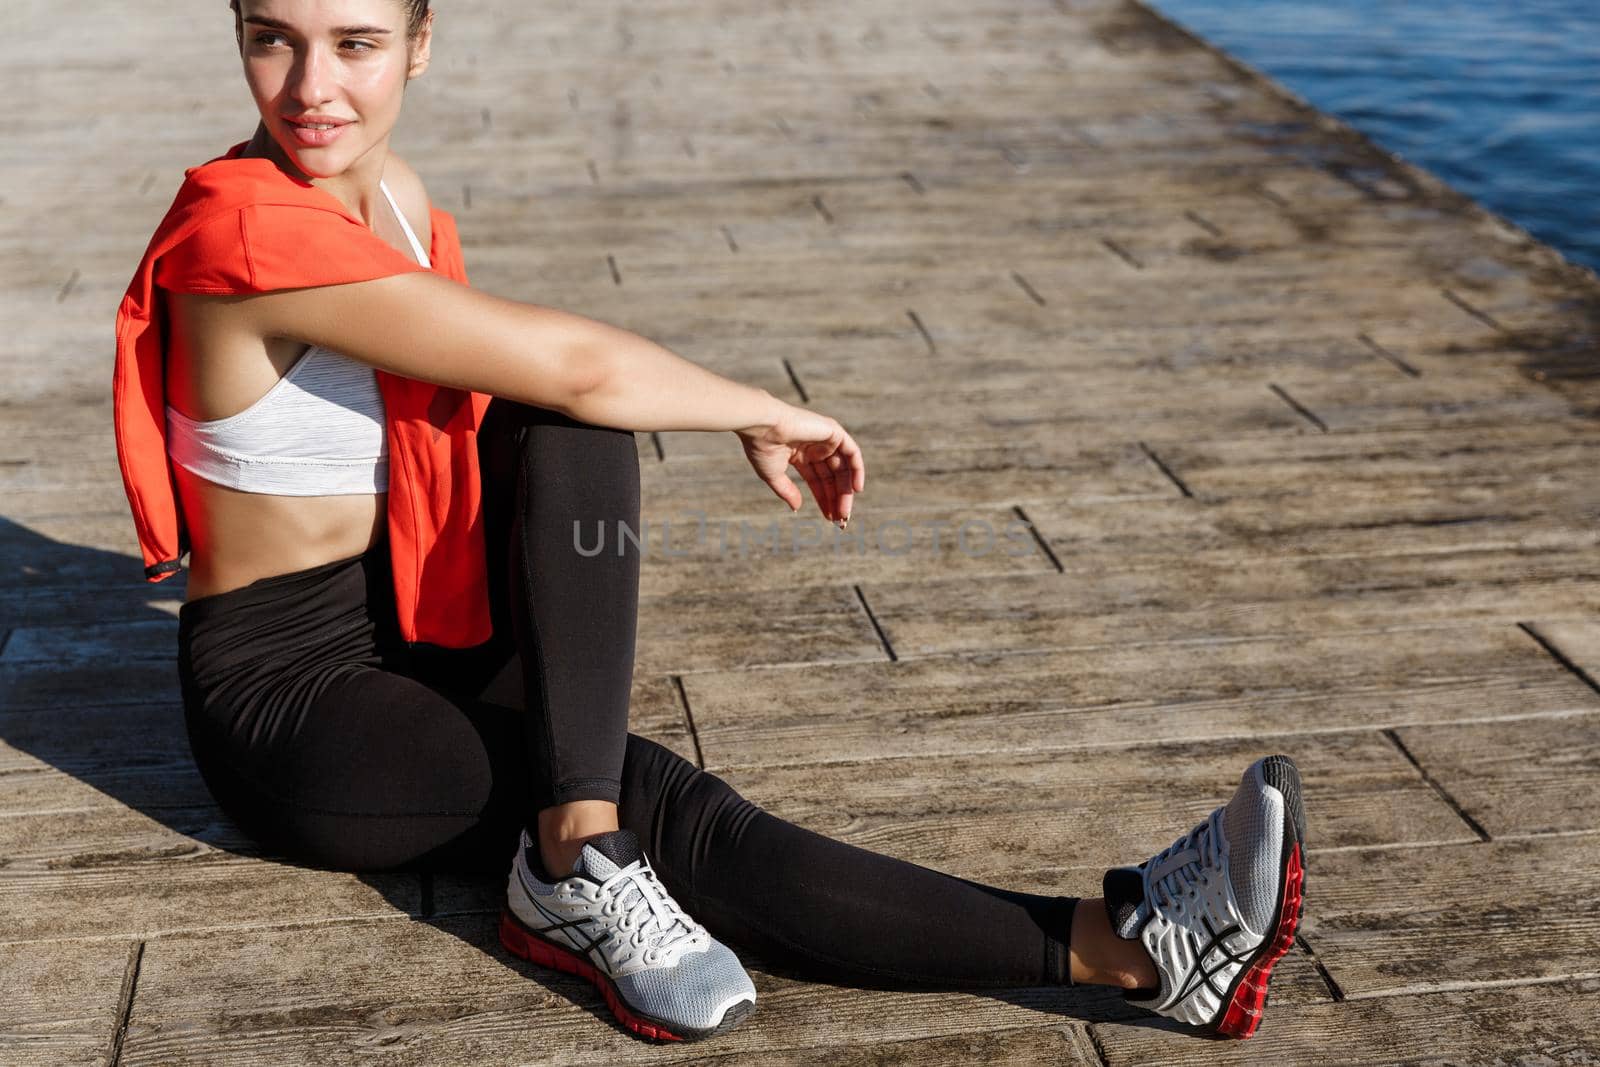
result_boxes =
[595,858,708,967]
[1143,807,1225,914]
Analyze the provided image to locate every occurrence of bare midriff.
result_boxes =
[173,472,386,601]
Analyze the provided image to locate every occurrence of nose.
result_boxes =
[286,43,336,109]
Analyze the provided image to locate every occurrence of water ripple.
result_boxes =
[1151,0,1600,270]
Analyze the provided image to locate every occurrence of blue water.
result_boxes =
[1148,0,1600,273]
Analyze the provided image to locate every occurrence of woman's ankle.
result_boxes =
[1069,896,1161,989]
[536,800,622,879]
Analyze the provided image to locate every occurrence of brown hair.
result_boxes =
[230,0,432,39]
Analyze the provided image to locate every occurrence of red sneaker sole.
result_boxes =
[1216,843,1305,1039]
[499,907,690,1042]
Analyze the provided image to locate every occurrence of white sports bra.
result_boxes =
[165,179,429,496]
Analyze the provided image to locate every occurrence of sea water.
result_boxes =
[1150,0,1600,273]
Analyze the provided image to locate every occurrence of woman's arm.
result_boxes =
[203,272,865,520]
[218,272,783,432]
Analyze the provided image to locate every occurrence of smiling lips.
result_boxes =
[285,115,353,147]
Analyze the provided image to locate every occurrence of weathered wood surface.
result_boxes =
[0,939,133,1067]
[6,0,1600,1061]
[1093,977,1600,1066]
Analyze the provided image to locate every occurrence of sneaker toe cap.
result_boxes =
[614,939,756,1034]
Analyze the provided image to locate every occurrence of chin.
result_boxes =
[288,153,353,180]
[276,138,360,180]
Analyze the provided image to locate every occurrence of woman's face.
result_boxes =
[236,0,429,179]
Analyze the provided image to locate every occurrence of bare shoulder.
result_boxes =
[382,152,434,248]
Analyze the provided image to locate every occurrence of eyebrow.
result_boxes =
[243,15,393,35]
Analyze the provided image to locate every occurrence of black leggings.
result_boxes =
[176,398,1077,989]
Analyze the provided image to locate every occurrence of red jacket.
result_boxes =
[113,142,494,648]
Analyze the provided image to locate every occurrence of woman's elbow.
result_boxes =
[533,338,611,418]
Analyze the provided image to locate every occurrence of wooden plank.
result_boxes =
[0,806,418,944]
[0,580,181,631]
[121,912,1120,1065]
[1093,978,1600,1066]
[636,504,1059,600]
[684,1025,1101,1067]
[645,386,1306,461]
[635,584,888,675]
[643,439,1171,511]
[1528,619,1600,681]
[1157,421,1600,500]
[647,431,1171,504]
[682,625,1597,768]
[1393,711,1600,838]
[861,553,1600,660]
[1,618,175,664]
[710,730,1470,878]
[1022,485,1600,569]
[1305,836,1600,995]
[0,938,130,1067]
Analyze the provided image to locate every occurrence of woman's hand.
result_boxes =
[736,402,866,525]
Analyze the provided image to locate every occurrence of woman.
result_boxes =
[112,0,1307,1045]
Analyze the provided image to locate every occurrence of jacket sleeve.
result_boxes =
[156,203,432,295]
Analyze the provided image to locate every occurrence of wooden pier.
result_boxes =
[5,0,1600,1062]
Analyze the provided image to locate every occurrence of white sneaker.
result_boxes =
[1102,755,1307,1038]
[499,827,757,1042]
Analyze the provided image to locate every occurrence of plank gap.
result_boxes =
[719,224,739,252]
[1253,184,1290,208]
[852,584,898,662]
[1517,622,1600,698]
[1184,209,1223,237]
[1137,441,1194,498]
[900,170,925,195]
[461,183,471,211]
[1268,383,1329,432]
[812,194,834,224]
[782,358,810,403]
[106,939,144,1067]
[1440,287,1505,332]
[906,309,938,355]
[606,254,622,285]
[1010,270,1048,306]
[1084,1022,1114,1067]
[649,432,665,462]
[672,673,707,769]
[1297,932,1347,1002]
[1357,331,1422,377]
[1012,504,1064,573]
[58,269,81,304]
[585,159,599,185]
[1099,237,1143,270]
[1383,728,1492,842]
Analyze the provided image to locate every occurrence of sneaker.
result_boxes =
[1101,754,1307,1038]
[498,827,757,1042]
